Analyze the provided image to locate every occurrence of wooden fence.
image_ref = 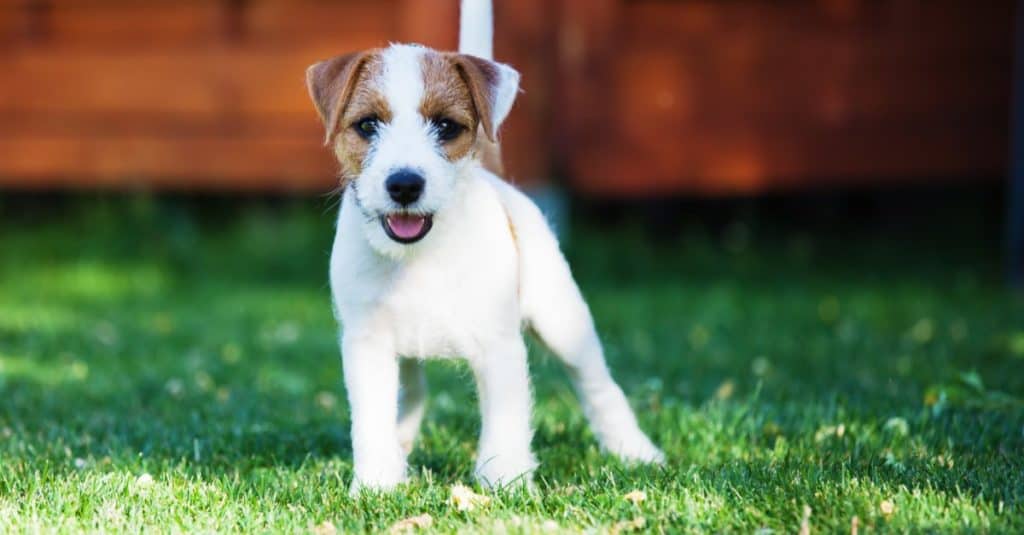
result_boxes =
[0,0,1014,195]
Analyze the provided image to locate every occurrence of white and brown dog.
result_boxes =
[306,0,663,493]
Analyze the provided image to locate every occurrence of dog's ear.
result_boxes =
[451,54,520,142]
[306,52,370,145]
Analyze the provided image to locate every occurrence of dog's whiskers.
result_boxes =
[320,181,346,215]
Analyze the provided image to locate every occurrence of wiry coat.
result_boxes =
[307,1,663,493]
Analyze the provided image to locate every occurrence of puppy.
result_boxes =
[306,0,664,493]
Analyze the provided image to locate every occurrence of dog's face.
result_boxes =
[307,44,519,254]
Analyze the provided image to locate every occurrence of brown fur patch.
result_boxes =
[447,54,505,174]
[449,54,500,141]
[331,53,389,182]
[307,52,370,145]
[419,52,480,162]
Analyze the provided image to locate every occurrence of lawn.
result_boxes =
[0,195,1021,533]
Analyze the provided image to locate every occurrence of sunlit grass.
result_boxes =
[0,197,1021,532]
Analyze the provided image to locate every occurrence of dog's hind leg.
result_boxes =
[397,358,427,454]
[525,278,665,464]
[486,176,664,464]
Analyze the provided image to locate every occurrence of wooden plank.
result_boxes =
[491,0,554,185]
[0,0,46,44]
[605,48,1009,140]
[44,1,223,47]
[555,0,617,167]
[245,0,397,49]
[560,0,1014,195]
[397,0,458,49]
[0,2,18,45]
[0,109,320,138]
[14,1,397,50]
[0,136,337,191]
[0,50,356,115]
[570,121,1007,196]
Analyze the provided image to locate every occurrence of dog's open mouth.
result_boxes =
[381,213,433,244]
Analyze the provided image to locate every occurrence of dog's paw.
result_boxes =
[606,434,666,465]
[349,460,409,496]
[348,474,408,497]
[474,454,538,491]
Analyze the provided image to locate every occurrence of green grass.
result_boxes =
[0,196,1022,533]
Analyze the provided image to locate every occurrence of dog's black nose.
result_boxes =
[385,170,425,206]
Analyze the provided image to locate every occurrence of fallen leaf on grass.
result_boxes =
[315,391,337,410]
[814,424,847,442]
[932,454,954,469]
[880,499,895,517]
[450,484,491,511]
[558,484,580,496]
[714,380,735,401]
[312,520,336,535]
[623,490,647,505]
[389,514,432,532]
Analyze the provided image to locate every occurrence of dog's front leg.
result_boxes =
[342,333,406,494]
[471,337,538,490]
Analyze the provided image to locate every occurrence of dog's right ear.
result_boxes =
[306,52,370,145]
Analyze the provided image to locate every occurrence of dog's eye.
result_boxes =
[354,117,379,139]
[432,118,464,142]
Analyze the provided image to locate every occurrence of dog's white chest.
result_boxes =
[379,257,500,358]
[329,176,520,361]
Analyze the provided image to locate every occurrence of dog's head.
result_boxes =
[306,44,519,254]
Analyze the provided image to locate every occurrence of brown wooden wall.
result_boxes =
[558,0,1015,195]
[0,0,1015,195]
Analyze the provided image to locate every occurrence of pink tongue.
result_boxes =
[387,214,427,239]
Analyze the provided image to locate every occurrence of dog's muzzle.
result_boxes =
[381,169,432,243]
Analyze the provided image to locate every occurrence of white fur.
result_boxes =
[331,12,663,495]
[459,0,494,60]
[333,165,664,493]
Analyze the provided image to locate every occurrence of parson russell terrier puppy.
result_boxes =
[305,0,664,493]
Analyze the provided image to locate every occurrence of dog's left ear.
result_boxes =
[306,52,371,145]
[451,54,520,142]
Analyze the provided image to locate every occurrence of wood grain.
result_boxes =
[0,0,1014,194]
[558,0,1014,195]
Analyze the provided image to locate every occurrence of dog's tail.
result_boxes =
[459,0,494,59]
